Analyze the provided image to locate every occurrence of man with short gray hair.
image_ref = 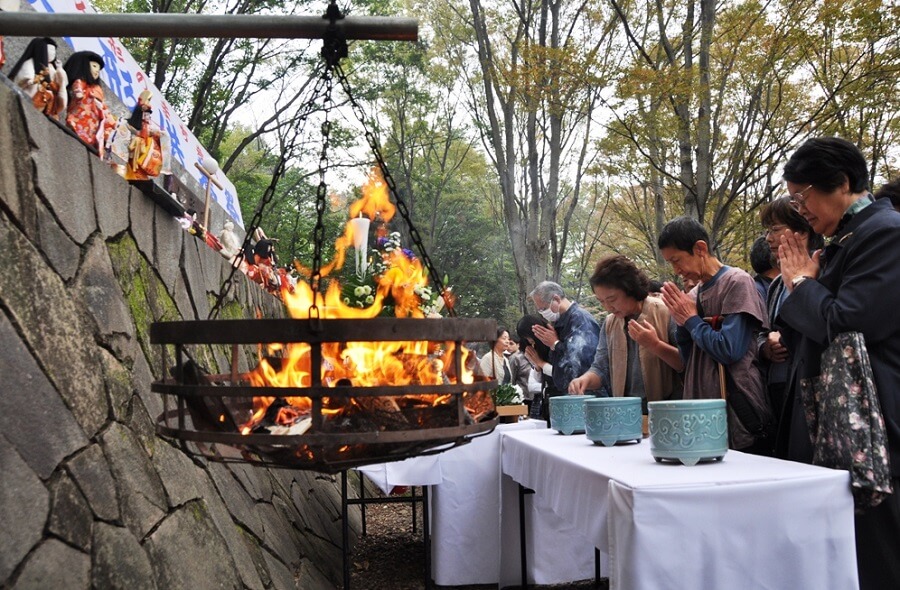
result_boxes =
[526,281,601,403]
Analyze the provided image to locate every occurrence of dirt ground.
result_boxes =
[349,497,604,590]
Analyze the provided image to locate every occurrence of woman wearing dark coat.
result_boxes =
[776,137,900,590]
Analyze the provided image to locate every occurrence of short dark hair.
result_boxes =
[874,178,900,211]
[783,137,869,193]
[759,196,825,252]
[589,255,650,301]
[749,237,773,275]
[657,216,710,252]
[648,279,664,293]
[63,50,105,89]
[516,314,551,361]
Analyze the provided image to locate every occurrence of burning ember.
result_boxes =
[151,167,498,471]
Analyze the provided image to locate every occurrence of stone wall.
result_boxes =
[0,77,359,589]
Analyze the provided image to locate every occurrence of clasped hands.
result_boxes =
[778,230,821,291]
[660,282,698,326]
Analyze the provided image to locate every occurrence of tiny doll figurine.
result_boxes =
[9,37,68,118]
[124,89,169,180]
[63,51,116,156]
[246,239,280,293]
[218,220,243,263]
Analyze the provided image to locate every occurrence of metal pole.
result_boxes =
[0,12,417,41]
[341,470,351,590]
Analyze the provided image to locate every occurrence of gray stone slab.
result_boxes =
[23,103,97,246]
[0,85,36,229]
[230,463,273,502]
[0,313,89,479]
[257,501,302,569]
[129,185,157,265]
[261,549,296,590]
[36,200,80,281]
[0,435,49,582]
[296,557,338,590]
[48,471,93,551]
[133,351,164,422]
[13,538,90,590]
[197,236,226,295]
[154,211,183,293]
[151,441,201,508]
[91,156,130,239]
[98,347,134,423]
[127,397,159,458]
[91,523,156,590]
[196,474,265,590]
[0,215,109,438]
[100,422,167,539]
[145,501,241,590]
[74,238,135,342]
[66,444,120,522]
[182,237,211,319]
[207,462,262,535]
[171,271,196,320]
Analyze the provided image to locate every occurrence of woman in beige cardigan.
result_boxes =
[569,255,683,409]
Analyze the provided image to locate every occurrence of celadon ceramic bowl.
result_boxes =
[584,397,643,446]
[549,395,595,435]
[648,399,728,465]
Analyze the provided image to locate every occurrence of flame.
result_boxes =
[350,167,396,223]
[238,167,487,436]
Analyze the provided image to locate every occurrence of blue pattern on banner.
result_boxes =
[97,43,125,101]
[225,188,240,222]
[28,0,56,14]
[159,110,185,165]
[119,69,136,108]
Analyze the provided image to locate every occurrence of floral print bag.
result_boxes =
[799,331,892,509]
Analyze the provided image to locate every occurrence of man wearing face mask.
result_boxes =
[527,282,601,405]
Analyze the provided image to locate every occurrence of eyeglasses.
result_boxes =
[789,185,814,211]
[764,225,788,237]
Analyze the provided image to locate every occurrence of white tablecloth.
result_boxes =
[500,429,859,590]
[357,419,595,586]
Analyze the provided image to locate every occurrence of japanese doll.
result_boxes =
[63,51,117,156]
[123,89,170,180]
[9,37,68,118]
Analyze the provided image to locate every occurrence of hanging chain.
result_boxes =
[211,1,452,320]
[334,62,456,317]
[208,65,329,320]
[308,68,334,322]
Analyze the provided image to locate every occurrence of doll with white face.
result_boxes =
[63,51,116,155]
[9,37,68,118]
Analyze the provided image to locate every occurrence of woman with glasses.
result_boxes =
[757,197,823,432]
[778,137,900,589]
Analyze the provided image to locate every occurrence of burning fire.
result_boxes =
[239,167,491,437]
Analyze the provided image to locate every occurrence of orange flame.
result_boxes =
[239,167,482,435]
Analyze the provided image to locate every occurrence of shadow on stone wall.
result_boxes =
[0,77,360,589]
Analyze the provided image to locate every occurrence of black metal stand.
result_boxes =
[517,483,604,589]
[340,470,431,589]
[518,484,534,588]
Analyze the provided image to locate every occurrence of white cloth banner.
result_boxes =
[26,0,244,227]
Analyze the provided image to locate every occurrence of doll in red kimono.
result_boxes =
[63,51,116,156]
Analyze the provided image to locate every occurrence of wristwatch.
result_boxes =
[791,275,812,288]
